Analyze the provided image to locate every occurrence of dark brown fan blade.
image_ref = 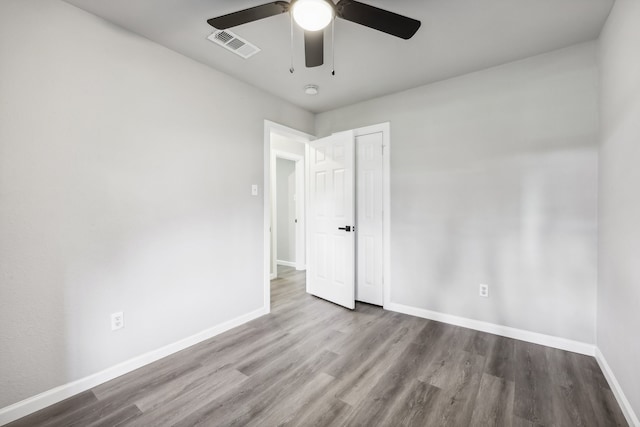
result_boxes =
[335,0,420,40]
[207,2,289,29]
[304,30,324,67]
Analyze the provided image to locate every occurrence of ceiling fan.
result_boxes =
[207,0,421,69]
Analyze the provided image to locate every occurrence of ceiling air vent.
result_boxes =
[207,30,260,59]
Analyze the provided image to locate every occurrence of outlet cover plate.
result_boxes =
[111,312,124,331]
[479,284,489,298]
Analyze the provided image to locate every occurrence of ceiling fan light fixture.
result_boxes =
[291,0,334,32]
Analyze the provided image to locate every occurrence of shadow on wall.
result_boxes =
[393,146,597,340]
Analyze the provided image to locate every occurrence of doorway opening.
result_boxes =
[263,121,313,311]
[272,150,305,276]
[263,121,390,313]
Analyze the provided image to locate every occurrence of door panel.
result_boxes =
[356,132,384,305]
[307,131,355,309]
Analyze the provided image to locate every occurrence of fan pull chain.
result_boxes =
[331,18,336,76]
[289,13,295,74]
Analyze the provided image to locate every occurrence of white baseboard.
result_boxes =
[276,260,297,268]
[384,302,595,356]
[270,272,277,280]
[0,306,268,426]
[595,348,640,427]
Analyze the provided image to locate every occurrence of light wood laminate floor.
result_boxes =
[8,267,628,426]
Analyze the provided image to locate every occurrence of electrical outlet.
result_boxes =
[111,312,124,331]
[251,184,258,196]
[479,284,489,298]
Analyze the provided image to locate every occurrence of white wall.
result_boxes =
[316,43,599,343]
[598,0,640,418]
[276,158,296,263]
[0,0,313,408]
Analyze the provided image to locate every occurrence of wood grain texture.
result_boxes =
[7,267,628,427]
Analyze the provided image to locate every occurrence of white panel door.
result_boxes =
[307,131,355,309]
[356,132,384,305]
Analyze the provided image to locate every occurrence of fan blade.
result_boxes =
[304,30,324,67]
[336,0,421,40]
[207,2,289,29]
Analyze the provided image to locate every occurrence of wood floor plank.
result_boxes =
[196,328,291,371]
[282,397,353,427]
[584,383,630,426]
[323,314,403,381]
[571,351,613,391]
[341,342,439,426]
[469,373,514,427]
[91,357,202,402]
[126,369,248,426]
[171,349,338,427]
[484,335,516,381]
[85,404,142,427]
[7,266,629,427]
[382,379,442,427]
[225,351,339,426]
[246,372,336,427]
[421,350,486,426]
[411,318,451,347]
[5,391,98,427]
[513,341,557,426]
[465,329,497,356]
[513,415,544,427]
[133,364,248,414]
[334,317,430,407]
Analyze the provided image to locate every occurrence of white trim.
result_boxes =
[384,302,595,356]
[271,150,278,283]
[270,273,277,280]
[277,260,297,268]
[0,307,267,426]
[304,142,311,280]
[264,122,272,312]
[263,121,314,314]
[352,123,391,307]
[273,150,304,162]
[595,348,640,427]
[294,158,305,271]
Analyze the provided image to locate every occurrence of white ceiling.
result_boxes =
[63,0,613,113]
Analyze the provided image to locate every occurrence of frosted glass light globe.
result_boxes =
[292,0,334,32]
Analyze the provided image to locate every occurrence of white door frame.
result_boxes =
[264,120,313,313]
[272,150,305,272]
